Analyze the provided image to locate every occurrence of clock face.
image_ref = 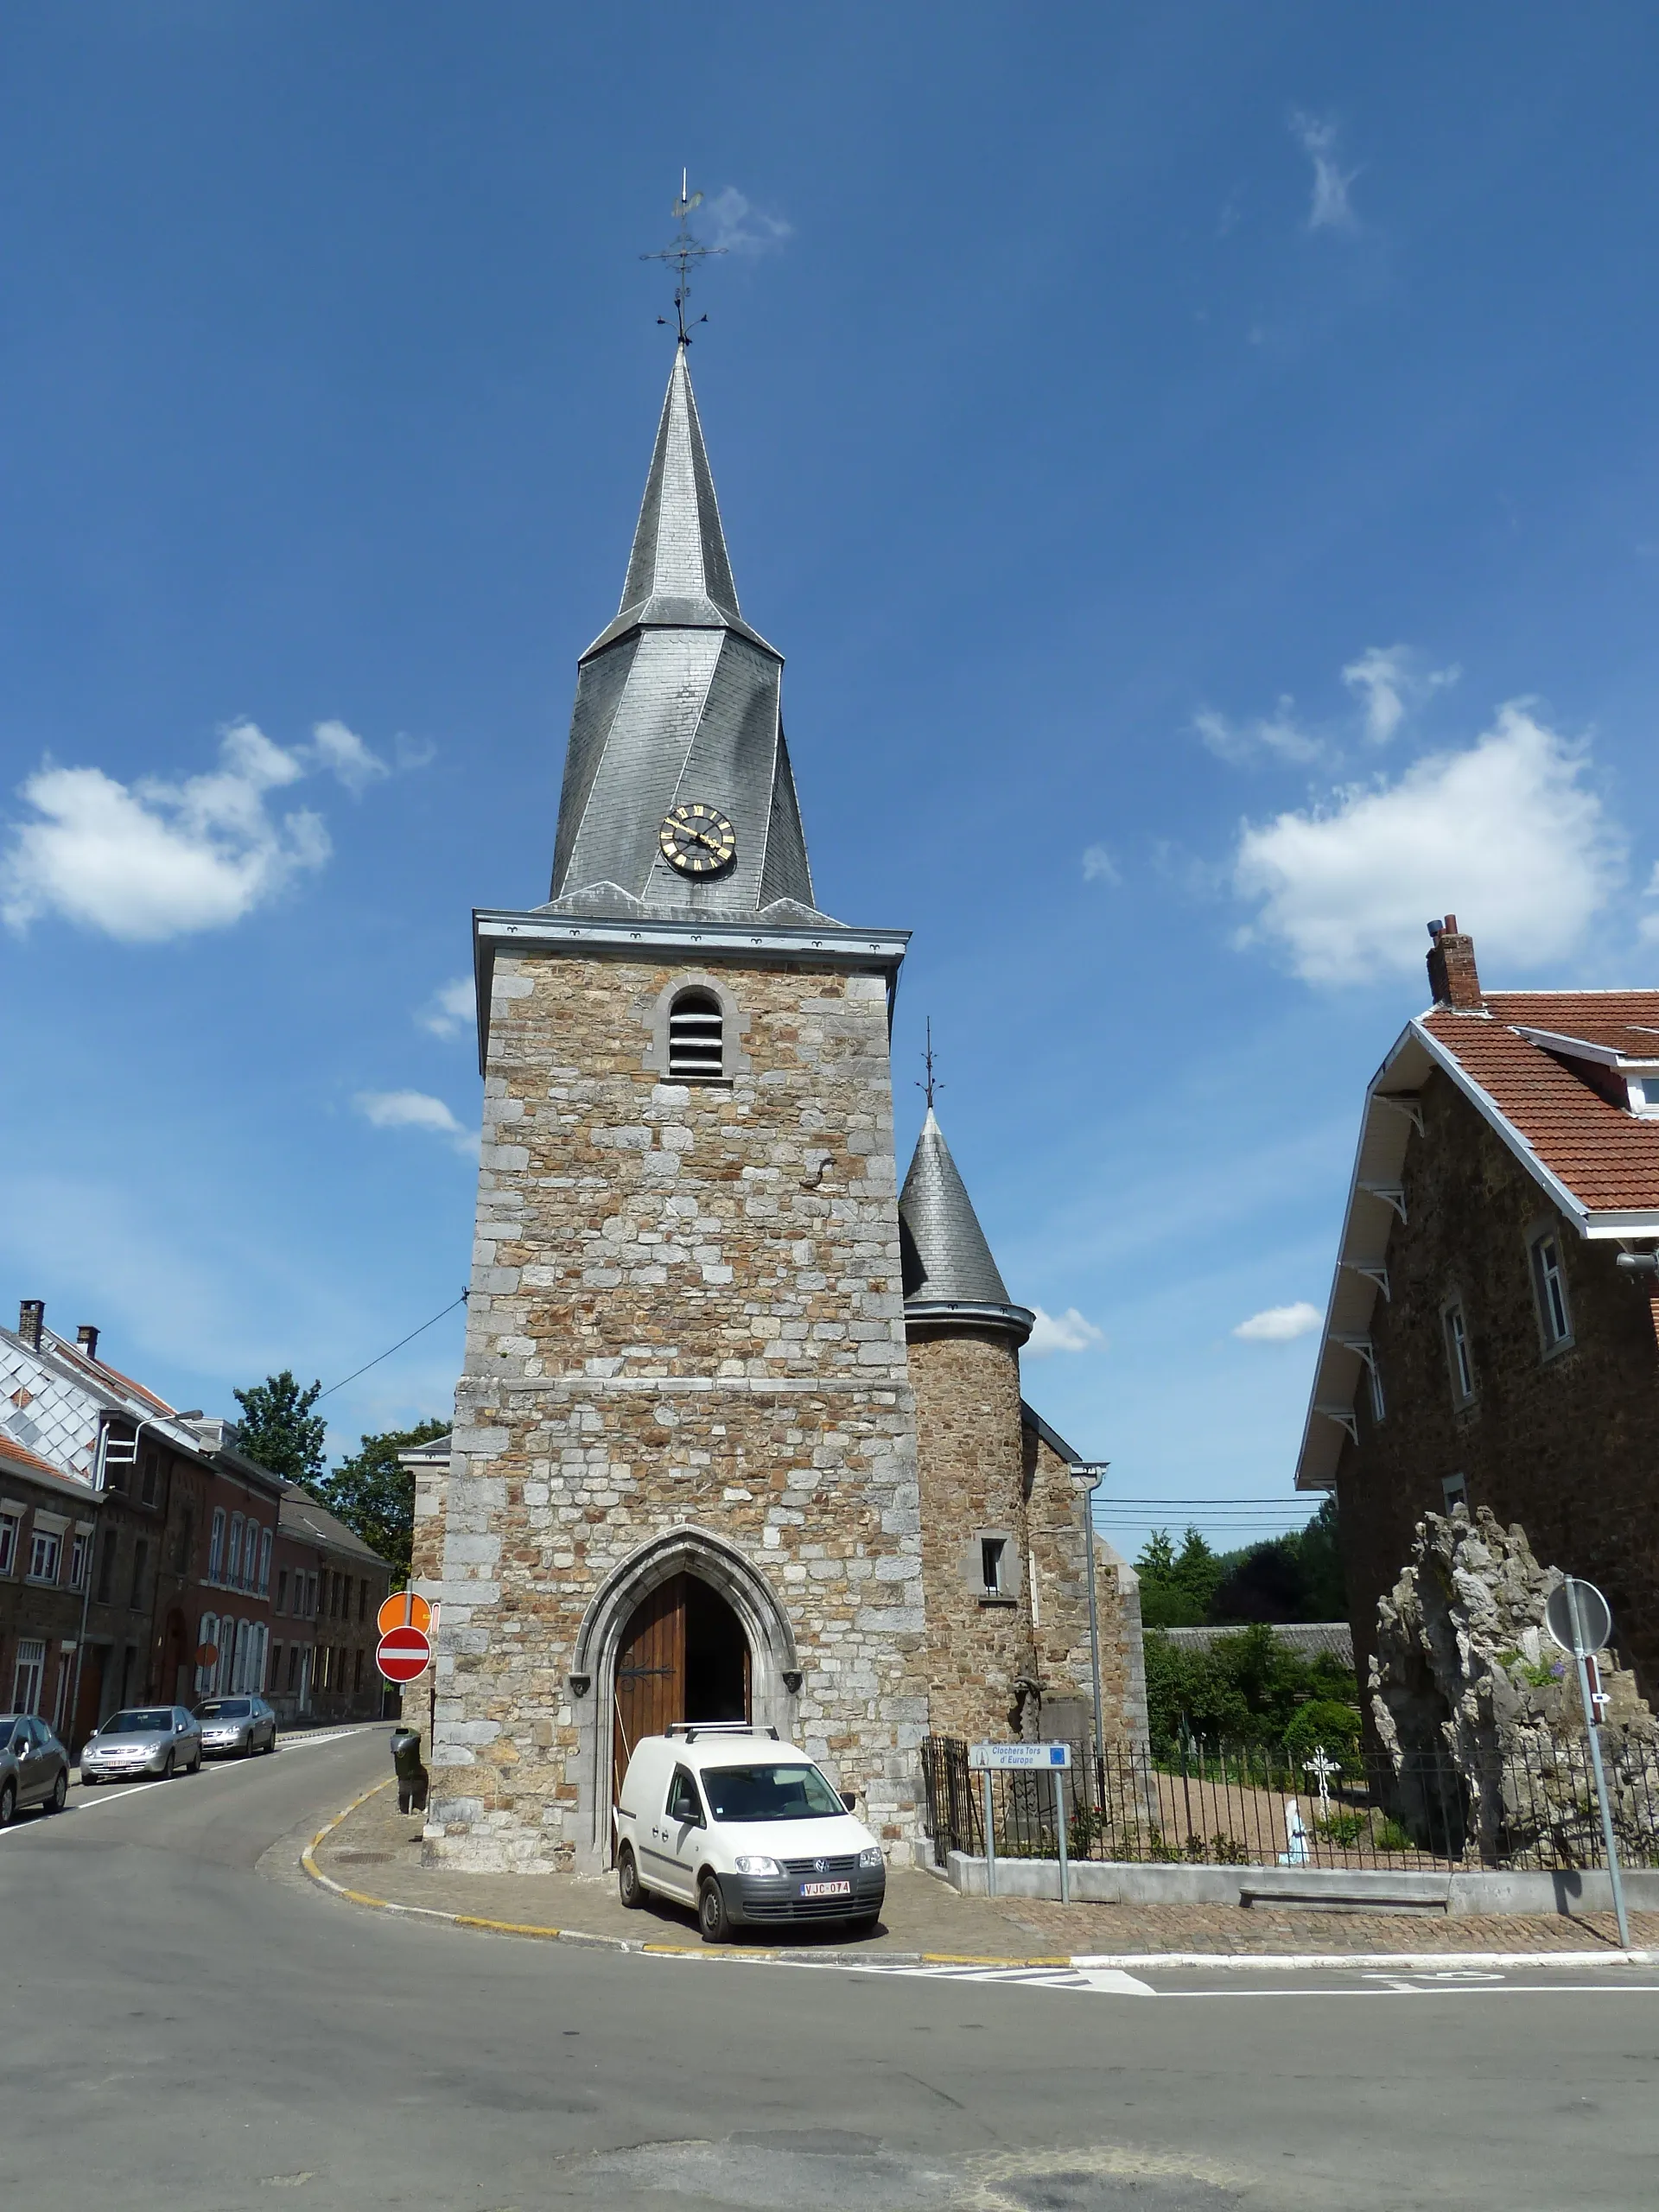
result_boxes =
[659,801,737,876]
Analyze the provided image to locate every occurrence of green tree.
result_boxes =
[315,1418,449,1580]
[1136,1526,1224,1628]
[232,1370,326,1484]
[1142,1623,1361,1748]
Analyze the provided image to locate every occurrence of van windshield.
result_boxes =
[700,1764,846,1822]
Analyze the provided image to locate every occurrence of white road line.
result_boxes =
[0,1726,382,1841]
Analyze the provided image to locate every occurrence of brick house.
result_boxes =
[270,1485,392,1722]
[0,1438,98,1731]
[1295,917,1659,1705]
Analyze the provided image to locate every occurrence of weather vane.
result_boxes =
[918,1018,943,1112]
[641,168,726,346]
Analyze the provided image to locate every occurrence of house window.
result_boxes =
[96,1531,117,1604]
[208,1508,226,1582]
[358,1579,367,1624]
[13,1639,45,1715]
[1531,1232,1573,1351]
[227,1516,244,1588]
[197,1614,219,1695]
[666,988,724,1080]
[0,1513,20,1575]
[353,1649,365,1692]
[128,1539,149,1611]
[276,1568,289,1615]
[139,1447,159,1507]
[980,1536,1007,1598]
[257,1528,272,1595]
[29,1528,61,1584]
[287,1644,300,1691]
[70,1529,90,1589]
[1442,1472,1469,1514]
[1443,1301,1476,1405]
[1627,1071,1659,1119]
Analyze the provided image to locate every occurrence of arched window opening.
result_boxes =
[667,988,724,1080]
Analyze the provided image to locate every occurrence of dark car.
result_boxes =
[194,1696,278,1758]
[0,1713,72,1821]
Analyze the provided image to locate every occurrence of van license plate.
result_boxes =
[800,1879,852,1898]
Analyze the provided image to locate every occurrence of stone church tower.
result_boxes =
[410,345,1142,1875]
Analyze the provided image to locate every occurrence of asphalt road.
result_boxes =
[4,1726,1657,2212]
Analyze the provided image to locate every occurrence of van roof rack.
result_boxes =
[667,1722,779,1743]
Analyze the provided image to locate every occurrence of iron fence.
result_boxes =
[918,1734,1659,1874]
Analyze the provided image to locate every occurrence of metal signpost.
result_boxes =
[969,1743,1073,1904]
[1544,1576,1630,1949]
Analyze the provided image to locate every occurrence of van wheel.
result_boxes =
[698,1876,734,1945]
[617,1844,644,1910]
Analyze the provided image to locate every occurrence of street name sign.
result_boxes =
[376,1625,432,1684]
[968,1742,1071,1770]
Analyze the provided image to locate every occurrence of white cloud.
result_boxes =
[1291,112,1359,232]
[1,715,408,943]
[1196,696,1322,766]
[1233,703,1621,986]
[1027,1306,1105,1357]
[308,718,390,796]
[1082,844,1122,886]
[354,1090,479,1160]
[417,978,476,1040]
[706,187,791,257]
[1341,645,1460,745]
[1233,1300,1322,1344]
[2,720,331,942]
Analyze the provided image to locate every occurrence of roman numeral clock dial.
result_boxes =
[659,802,737,876]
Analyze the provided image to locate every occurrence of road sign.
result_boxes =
[1545,1577,1613,1658]
[378,1591,432,1636]
[968,1742,1071,1770]
[376,1625,432,1684]
[194,1642,218,1668]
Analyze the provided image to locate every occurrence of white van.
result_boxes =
[613,1726,887,1942]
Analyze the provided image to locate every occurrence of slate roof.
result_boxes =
[1161,1622,1355,1668]
[278,1484,390,1568]
[545,348,830,926]
[899,1110,1033,1339]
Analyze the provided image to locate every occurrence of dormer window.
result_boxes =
[1627,1070,1659,1119]
[667,989,724,1081]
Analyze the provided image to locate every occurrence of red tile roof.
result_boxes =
[1423,990,1659,1215]
[0,1436,72,1483]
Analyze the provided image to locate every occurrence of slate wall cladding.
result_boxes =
[424,947,929,1872]
[908,1327,1033,1740]
[1333,1061,1659,1707]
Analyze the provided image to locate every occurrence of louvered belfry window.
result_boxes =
[667,988,724,1080]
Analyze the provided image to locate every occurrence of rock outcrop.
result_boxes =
[1370,1507,1659,1866]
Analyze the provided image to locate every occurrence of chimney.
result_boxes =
[17,1299,44,1351]
[77,1324,100,1362]
[1427,913,1484,1011]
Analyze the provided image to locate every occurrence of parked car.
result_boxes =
[194,1695,278,1758]
[79,1707,203,1785]
[613,1726,886,1942]
[0,1713,71,1823]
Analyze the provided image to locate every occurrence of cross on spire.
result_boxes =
[641,168,727,347]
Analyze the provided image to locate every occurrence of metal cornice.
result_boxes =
[473,909,910,1073]
[904,1300,1036,1346]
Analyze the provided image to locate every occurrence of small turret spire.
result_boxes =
[899,1110,1034,1344]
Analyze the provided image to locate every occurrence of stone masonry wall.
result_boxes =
[425,946,929,1872]
[909,1326,1034,1740]
[1022,1426,1147,1746]
[1335,1062,1659,1711]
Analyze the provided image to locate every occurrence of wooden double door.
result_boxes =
[611,1573,750,1807]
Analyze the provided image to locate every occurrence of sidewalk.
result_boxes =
[308,1782,1659,1961]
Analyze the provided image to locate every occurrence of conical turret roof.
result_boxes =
[899,1109,1033,1341]
[545,349,828,924]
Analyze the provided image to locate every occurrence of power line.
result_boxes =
[317,1292,469,1402]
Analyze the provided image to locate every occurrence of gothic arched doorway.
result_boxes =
[611,1573,750,1806]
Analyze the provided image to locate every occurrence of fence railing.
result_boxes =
[918,1734,1659,1874]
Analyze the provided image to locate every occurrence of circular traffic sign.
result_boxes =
[376,1624,433,1684]
[195,1642,218,1668]
[378,1591,432,1636]
[1545,1577,1613,1658]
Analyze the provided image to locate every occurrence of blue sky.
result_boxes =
[3,7,1656,1558]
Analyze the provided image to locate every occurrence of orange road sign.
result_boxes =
[378,1591,432,1635]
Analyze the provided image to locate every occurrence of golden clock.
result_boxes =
[659,802,737,876]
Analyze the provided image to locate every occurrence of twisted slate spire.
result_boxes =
[545,348,827,923]
[899,1110,1034,1343]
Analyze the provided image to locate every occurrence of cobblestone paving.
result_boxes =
[314,1783,1657,1956]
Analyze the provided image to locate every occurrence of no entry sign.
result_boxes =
[376,1624,432,1684]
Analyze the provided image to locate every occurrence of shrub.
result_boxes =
[1284,1698,1363,1761]
[1315,1808,1366,1847]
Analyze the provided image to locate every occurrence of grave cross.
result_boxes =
[1302,1744,1342,1820]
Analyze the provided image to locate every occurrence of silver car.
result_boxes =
[79,1706,203,1785]
[0,1713,70,1822]
[194,1695,277,1758]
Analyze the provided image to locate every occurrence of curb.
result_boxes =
[298,1789,1656,1976]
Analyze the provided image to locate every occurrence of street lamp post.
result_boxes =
[68,1406,201,1749]
[1069,1463,1109,1761]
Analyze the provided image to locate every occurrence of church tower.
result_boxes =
[422,346,929,1872]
